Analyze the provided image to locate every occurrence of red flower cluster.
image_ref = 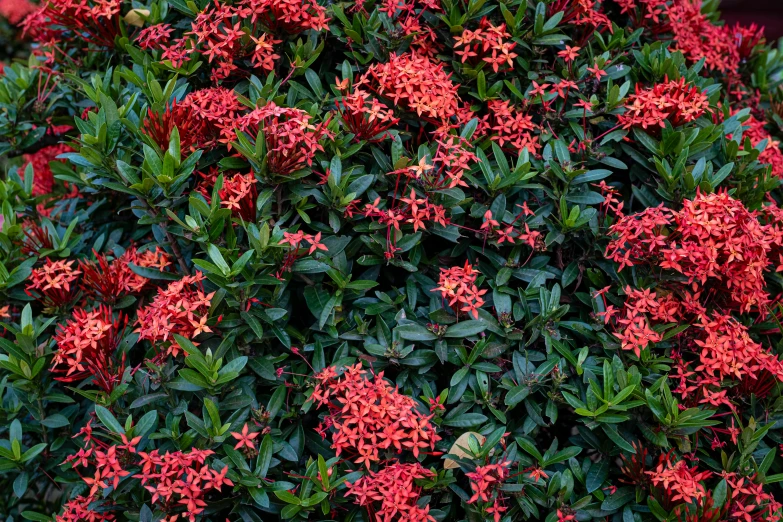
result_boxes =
[21,0,121,58]
[236,0,328,34]
[0,0,35,24]
[428,132,478,189]
[26,258,81,310]
[618,78,710,131]
[135,23,174,50]
[346,462,435,522]
[603,192,783,407]
[139,0,326,81]
[219,172,258,221]
[23,143,72,196]
[141,101,203,155]
[466,461,511,522]
[695,312,783,382]
[667,0,740,75]
[136,273,215,359]
[601,286,665,357]
[197,172,259,222]
[277,230,327,277]
[454,19,518,72]
[55,495,114,522]
[547,0,612,36]
[614,0,669,30]
[606,191,783,312]
[185,2,280,81]
[482,100,542,155]
[180,88,244,150]
[336,83,398,142]
[479,205,542,249]
[64,421,231,522]
[310,364,440,468]
[135,448,232,521]
[233,102,334,176]
[142,88,245,153]
[359,53,461,122]
[51,305,127,394]
[433,261,487,319]
[647,457,711,505]
[80,247,171,305]
[616,0,765,76]
[722,471,782,522]
[360,190,447,235]
[737,112,783,178]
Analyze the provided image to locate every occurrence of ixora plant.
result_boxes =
[3,0,783,520]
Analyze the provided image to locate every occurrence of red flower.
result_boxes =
[433,261,487,319]
[359,52,461,122]
[236,0,329,34]
[230,423,259,451]
[231,102,333,176]
[216,172,258,221]
[52,305,127,394]
[346,462,435,522]
[79,247,171,305]
[55,495,114,522]
[0,0,36,24]
[311,364,440,467]
[466,461,511,522]
[23,143,72,196]
[618,78,709,132]
[135,23,174,50]
[136,273,215,360]
[26,258,81,311]
[454,18,518,72]
[336,84,398,142]
[141,101,204,154]
[21,0,121,53]
[647,457,711,505]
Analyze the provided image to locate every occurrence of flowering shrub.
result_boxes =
[3,0,783,521]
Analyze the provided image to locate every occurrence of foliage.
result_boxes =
[1,0,783,521]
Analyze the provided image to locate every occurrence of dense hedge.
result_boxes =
[2,0,783,521]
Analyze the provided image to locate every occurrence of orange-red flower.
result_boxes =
[433,261,487,319]
[359,52,461,122]
[136,273,215,359]
[346,462,435,522]
[52,305,127,394]
[618,78,710,131]
[26,258,81,310]
[311,364,440,467]
[230,423,259,450]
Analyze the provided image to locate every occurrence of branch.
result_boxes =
[138,199,191,275]
[158,219,191,275]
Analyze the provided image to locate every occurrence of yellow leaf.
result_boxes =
[444,432,486,469]
[124,9,150,27]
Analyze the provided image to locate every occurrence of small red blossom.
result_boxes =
[136,273,215,360]
[346,462,435,522]
[51,305,127,394]
[433,261,487,319]
[310,364,440,467]
[26,258,81,311]
[231,423,259,451]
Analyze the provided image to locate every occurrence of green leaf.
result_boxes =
[586,459,608,493]
[444,320,487,338]
[396,323,437,341]
[505,385,530,407]
[443,413,488,428]
[95,405,125,434]
[601,487,635,511]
